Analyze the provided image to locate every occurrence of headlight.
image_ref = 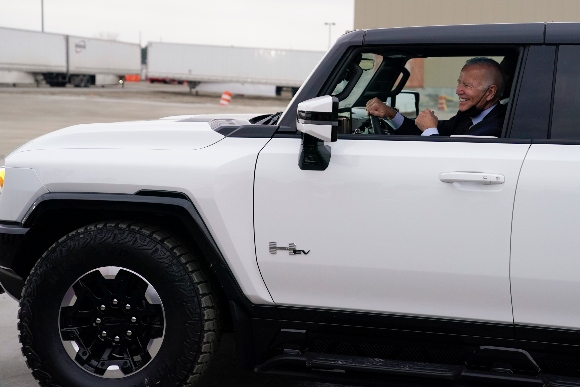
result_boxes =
[0,167,4,193]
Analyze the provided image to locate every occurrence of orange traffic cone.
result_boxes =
[219,91,232,106]
[437,95,447,111]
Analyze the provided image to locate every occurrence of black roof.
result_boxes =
[545,23,580,43]
[354,23,580,45]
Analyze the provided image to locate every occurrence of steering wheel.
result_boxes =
[370,115,384,135]
[353,115,393,135]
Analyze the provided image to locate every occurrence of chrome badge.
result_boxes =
[269,242,310,255]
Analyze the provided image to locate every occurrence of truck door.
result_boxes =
[253,48,532,324]
[510,45,580,339]
[254,134,528,323]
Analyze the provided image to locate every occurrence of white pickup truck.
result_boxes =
[2,23,580,387]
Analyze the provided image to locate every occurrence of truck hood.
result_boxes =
[10,114,261,155]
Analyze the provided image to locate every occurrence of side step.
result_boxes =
[306,352,462,380]
[256,352,580,386]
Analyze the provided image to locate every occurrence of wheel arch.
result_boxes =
[13,192,245,317]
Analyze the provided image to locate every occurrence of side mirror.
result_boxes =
[297,95,338,142]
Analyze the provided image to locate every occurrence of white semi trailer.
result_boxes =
[146,42,325,95]
[0,26,141,87]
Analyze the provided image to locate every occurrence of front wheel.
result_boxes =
[19,221,220,387]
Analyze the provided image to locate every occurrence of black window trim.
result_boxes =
[545,44,580,142]
[531,139,580,145]
[496,45,555,140]
[547,45,559,140]
[502,46,527,139]
[335,134,531,144]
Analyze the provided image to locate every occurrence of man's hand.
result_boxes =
[415,109,439,132]
[366,97,396,119]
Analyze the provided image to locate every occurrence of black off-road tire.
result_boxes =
[18,221,220,387]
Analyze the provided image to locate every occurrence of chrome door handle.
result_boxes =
[439,172,505,185]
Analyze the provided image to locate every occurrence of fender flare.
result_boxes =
[11,192,255,311]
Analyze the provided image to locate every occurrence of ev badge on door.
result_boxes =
[269,242,310,255]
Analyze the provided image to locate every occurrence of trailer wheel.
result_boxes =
[18,221,220,387]
[47,81,67,87]
[70,74,91,87]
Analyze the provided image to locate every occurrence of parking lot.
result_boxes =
[0,82,361,387]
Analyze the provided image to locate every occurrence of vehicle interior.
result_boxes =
[320,46,522,138]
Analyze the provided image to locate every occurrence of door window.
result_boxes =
[325,47,519,138]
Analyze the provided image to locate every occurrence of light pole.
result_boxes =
[41,0,44,32]
[324,22,335,49]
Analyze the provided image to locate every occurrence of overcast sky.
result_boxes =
[0,0,354,51]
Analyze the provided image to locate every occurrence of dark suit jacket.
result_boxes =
[395,103,507,137]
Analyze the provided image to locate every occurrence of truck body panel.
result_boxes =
[3,117,274,304]
[0,27,66,73]
[68,36,141,75]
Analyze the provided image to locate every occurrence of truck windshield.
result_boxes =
[331,53,384,109]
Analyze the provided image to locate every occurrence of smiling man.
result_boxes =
[366,57,506,137]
